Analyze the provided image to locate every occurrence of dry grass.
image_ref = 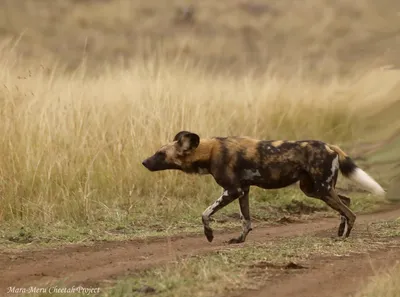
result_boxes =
[354,264,400,297]
[1,0,400,76]
[0,41,399,232]
[1,0,400,240]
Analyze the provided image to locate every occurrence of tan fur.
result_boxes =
[163,144,182,165]
[185,139,215,163]
[271,140,284,147]
[325,144,335,154]
[238,138,260,162]
[224,141,239,179]
[209,139,221,161]
[328,144,349,161]
[300,141,309,147]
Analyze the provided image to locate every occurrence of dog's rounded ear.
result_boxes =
[173,131,192,142]
[174,131,200,152]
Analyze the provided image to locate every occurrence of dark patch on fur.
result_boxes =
[185,160,210,174]
[339,156,357,177]
[213,139,233,187]
[236,149,256,169]
[257,141,280,159]
[226,188,244,199]
[173,131,192,141]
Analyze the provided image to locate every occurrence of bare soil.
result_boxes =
[1,206,400,296]
[240,246,400,297]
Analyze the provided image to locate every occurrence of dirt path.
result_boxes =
[1,205,400,296]
[240,246,400,297]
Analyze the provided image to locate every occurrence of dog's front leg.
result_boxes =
[201,188,244,242]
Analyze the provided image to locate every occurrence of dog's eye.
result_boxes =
[155,151,166,159]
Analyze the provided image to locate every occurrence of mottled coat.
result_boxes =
[142,131,386,243]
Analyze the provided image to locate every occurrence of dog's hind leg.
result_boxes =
[337,194,351,237]
[228,187,252,244]
[323,189,356,238]
[328,162,353,237]
[329,166,353,237]
[299,171,355,238]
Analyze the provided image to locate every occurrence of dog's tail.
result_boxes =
[328,144,386,197]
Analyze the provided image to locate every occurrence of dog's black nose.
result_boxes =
[142,159,149,168]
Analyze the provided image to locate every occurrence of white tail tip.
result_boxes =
[348,168,386,197]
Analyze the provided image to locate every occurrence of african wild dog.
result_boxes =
[142,131,386,244]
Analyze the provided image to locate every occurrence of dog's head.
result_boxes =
[142,131,200,172]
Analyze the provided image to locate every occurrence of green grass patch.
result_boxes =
[0,186,385,249]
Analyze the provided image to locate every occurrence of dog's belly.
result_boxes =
[251,178,299,189]
[239,167,300,189]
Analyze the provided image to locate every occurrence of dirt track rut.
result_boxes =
[1,206,400,296]
[240,246,400,297]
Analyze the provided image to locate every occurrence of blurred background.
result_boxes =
[2,0,400,77]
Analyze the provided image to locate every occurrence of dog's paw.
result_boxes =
[204,227,214,243]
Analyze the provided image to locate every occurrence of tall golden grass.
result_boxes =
[0,45,399,226]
